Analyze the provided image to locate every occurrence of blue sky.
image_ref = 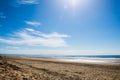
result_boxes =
[0,0,120,55]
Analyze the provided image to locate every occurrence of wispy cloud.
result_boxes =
[41,32,70,38]
[0,12,6,19]
[16,0,39,5]
[0,28,70,47]
[5,46,20,49]
[11,0,39,7]
[25,21,41,26]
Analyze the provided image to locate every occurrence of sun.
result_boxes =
[69,0,90,8]
[69,0,77,7]
[61,0,90,10]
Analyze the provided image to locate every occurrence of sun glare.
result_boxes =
[61,0,90,9]
[69,0,77,7]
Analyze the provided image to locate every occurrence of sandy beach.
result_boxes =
[0,56,120,80]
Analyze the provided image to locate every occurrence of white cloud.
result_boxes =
[25,21,41,26]
[0,28,70,47]
[41,32,70,38]
[16,0,39,5]
[25,28,35,32]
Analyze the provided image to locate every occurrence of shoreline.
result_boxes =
[7,56,120,70]
[15,56,120,65]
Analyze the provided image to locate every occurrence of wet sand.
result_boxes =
[0,56,120,80]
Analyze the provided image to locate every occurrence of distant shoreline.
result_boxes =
[6,55,120,65]
[6,56,120,66]
[1,53,120,58]
[1,54,120,65]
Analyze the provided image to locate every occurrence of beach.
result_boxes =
[0,56,120,80]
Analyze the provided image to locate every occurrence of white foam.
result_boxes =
[55,58,120,64]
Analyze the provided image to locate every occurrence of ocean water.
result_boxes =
[0,53,120,64]
[54,55,120,64]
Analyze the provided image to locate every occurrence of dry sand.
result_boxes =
[0,56,120,80]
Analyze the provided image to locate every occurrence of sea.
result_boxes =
[0,53,120,64]
[54,55,120,64]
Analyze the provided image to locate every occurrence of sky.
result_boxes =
[0,0,120,55]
